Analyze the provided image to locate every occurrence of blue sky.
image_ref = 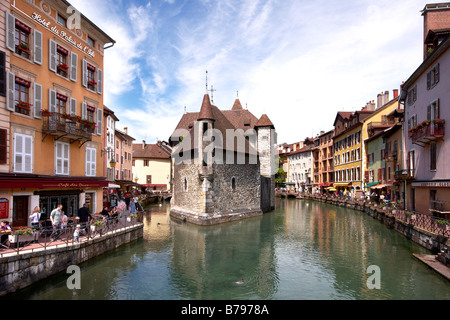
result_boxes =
[69,0,427,145]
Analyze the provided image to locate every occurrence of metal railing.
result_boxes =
[1,212,144,257]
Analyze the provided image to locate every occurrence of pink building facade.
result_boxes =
[400,3,450,217]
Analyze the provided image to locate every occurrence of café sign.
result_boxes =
[412,182,450,187]
[31,12,95,58]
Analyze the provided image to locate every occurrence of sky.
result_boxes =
[69,0,428,145]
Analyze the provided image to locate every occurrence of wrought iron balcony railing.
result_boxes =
[42,113,95,141]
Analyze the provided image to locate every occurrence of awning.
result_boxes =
[143,184,167,187]
[366,182,380,188]
[371,184,386,189]
[0,174,109,189]
[334,183,350,187]
[107,183,121,189]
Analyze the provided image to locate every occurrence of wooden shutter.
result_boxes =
[70,98,76,116]
[6,12,15,51]
[14,134,32,173]
[97,68,102,94]
[49,89,57,112]
[0,51,5,97]
[436,99,440,119]
[427,72,431,89]
[70,52,78,82]
[97,108,102,135]
[427,105,431,121]
[86,148,96,176]
[82,59,87,87]
[6,71,15,111]
[34,30,43,65]
[0,129,7,165]
[34,83,42,119]
[85,148,91,175]
[49,39,57,72]
[436,63,440,84]
[81,102,87,119]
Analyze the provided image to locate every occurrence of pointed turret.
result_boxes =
[198,94,215,121]
[255,114,275,129]
[232,98,243,111]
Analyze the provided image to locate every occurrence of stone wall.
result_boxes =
[0,224,143,296]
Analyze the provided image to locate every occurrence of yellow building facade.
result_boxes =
[0,0,115,225]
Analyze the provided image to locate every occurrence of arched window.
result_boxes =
[231,177,236,190]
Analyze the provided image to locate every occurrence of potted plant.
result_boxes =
[41,109,53,116]
[17,101,32,110]
[88,79,97,87]
[57,63,68,71]
[422,120,430,127]
[405,211,416,222]
[432,118,445,126]
[127,213,138,222]
[91,220,106,232]
[17,42,30,53]
[8,227,38,243]
[436,219,450,231]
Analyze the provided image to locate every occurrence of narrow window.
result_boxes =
[430,143,437,171]
[231,177,236,190]
[184,178,188,192]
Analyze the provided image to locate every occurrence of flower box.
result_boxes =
[41,110,53,116]
[8,231,39,243]
[57,64,69,71]
[16,43,30,53]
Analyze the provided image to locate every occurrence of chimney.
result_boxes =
[366,101,376,111]
[124,127,128,135]
[383,90,389,106]
[393,89,399,99]
[422,3,450,60]
[377,93,382,109]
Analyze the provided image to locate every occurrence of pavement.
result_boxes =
[413,254,450,281]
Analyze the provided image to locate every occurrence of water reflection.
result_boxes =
[5,199,450,300]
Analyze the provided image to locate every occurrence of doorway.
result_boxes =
[13,196,28,226]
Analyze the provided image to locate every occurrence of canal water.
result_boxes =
[6,199,450,300]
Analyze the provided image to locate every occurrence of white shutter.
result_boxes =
[6,71,15,111]
[6,12,15,51]
[97,68,102,94]
[34,30,43,65]
[82,102,87,119]
[85,148,90,175]
[14,133,33,173]
[91,148,96,176]
[70,52,78,82]
[14,134,23,172]
[49,39,57,72]
[55,142,70,175]
[49,89,57,112]
[97,108,103,135]
[34,83,42,119]
[24,135,32,173]
[82,59,87,87]
[70,98,76,116]
[63,143,69,175]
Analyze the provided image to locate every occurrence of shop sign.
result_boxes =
[412,182,450,188]
[31,12,95,58]
[0,198,9,219]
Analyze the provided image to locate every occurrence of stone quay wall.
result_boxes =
[293,194,450,264]
[0,224,144,296]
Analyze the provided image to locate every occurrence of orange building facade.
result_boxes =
[0,0,115,225]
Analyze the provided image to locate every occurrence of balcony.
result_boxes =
[410,121,445,145]
[394,169,415,181]
[42,113,95,143]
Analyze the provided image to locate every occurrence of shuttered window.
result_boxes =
[0,129,7,165]
[0,51,5,97]
[430,143,437,171]
[55,141,69,175]
[14,133,33,173]
[85,147,96,176]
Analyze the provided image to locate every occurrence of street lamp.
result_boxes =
[103,147,116,168]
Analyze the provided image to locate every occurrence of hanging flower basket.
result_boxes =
[57,63,69,71]
[17,101,32,110]
[41,110,53,116]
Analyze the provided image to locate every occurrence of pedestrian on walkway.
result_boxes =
[50,204,63,241]
[29,206,41,230]
[77,203,92,234]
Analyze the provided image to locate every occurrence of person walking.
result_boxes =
[29,206,41,230]
[77,203,92,234]
[50,204,63,241]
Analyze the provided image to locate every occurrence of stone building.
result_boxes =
[169,93,276,225]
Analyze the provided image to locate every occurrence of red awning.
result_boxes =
[143,184,167,187]
[0,176,109,189]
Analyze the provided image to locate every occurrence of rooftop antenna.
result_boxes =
[209,85,217,104]
[184,106,187,114]
[237,91,239,98]
[205,70,209,94]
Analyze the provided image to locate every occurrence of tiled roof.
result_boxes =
[198,94,215,120]
[255,114,274,128]
[132,143,171,159]
[232,98,243,110]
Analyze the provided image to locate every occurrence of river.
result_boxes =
[6,198,450,300]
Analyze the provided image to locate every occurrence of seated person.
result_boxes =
[1,221,11,246]
[100,206,110,217]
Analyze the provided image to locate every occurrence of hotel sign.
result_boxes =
[412,182,450,188]
[31,12,95,58]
